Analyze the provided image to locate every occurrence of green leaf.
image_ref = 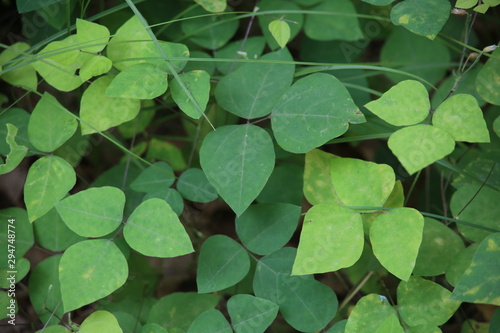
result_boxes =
[33,207,85,252]
[79,311,122,333]
[364,80,430,126]
[303,149,343,205]
[80,75,141,135]
[236,203,301,255]
[0,257,29,287]
[124,199,193,257]
[141,323,168,333]
[59,239,128,312]
[257,163,303,205]
[362,0,396,5]
[194,0,226,12]
[330,157,395,207]
[398,276,461,326]
[215,48,295,119]
[197,235,250,293]
[227,294,278,333]
[55,186,125,237]
[432,67,486,109]
[171,70,210,119]
[176,168,217,203]
[474,3,490,13]
[450,185,499,242]
[0,42,37,91]
[200,125,275,216]
[0,108,35,156]
[32,40,84,92]
[433,94,490,142]
[381,27,450,85]
[451,233,500,305]
[413,218,465,277]
[181,7,238,50]
[406,325,442,333]
[344,294,399,333]
[28,255,64,326]
[304,0,363,41]
[456,0,478,9]
[268,20,291,48]
[147,292,220,332]
[105,64,168,100]
[24,156,76,222]
[28,92,77,152]
[144,188,184,216]
[0,208,33,258]
[214,37,266,75]
[388,125,455,175]
[476,48,500,105]
[258,0,304,49]
[107,16,189,72]
[376,314,405,333]
[293,205,364,275]
[146,138,187,171]
[494,116,500,138]
[271,73,365,153]
[131,162,175,193]
[76,19,110,53]
[0,124,27,175]
[370,207,424,281]
[445,244,479,287]
[188,309,231,333]
[390,0,450,40]
[79,55,112,81]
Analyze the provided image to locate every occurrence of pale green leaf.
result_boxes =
[258,0,303,49]
[271,73,365,153]
[24,156,76,222]
[194,0,226,12]
[388,125,455,175]
[414,218,465,277]
[345,294,397,333]
[28,92,77,152]
[79,311,122,333]
[171,70,210,119]
[375,314,404,333]
[450,185,499,242]
[80,75,140,135]
[268,20,291,48]
[197,235,250,293]
[0,42,37,91]
[456,0,478,9]
[200,125,275,216]
[124,199,194,257]
[445,244,479,287]
[79,55,112,82]
[330,157,395,207]
[0,124,27,175]
[293,205,364,275]
[398,276,461,326]
[391,0,450,40]
[144,188,184,216]
[303,149,343,205]
[451,233,500,305]
[370,207,424,281]
[364,80,430,126]
[76,19,110,53]
[215,48,294,119]
[146,138,186,171]
[476,48,500,105]
[107,16,189,72]
[55,187,125,238]
[105,64,168,100]
[59,239,128,312]
[433,94,490,142]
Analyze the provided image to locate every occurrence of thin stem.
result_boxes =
[404,169,422,206]
[338,271,374,312]
[456,163,496,218]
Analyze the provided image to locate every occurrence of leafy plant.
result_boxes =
[0,0,499,332]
